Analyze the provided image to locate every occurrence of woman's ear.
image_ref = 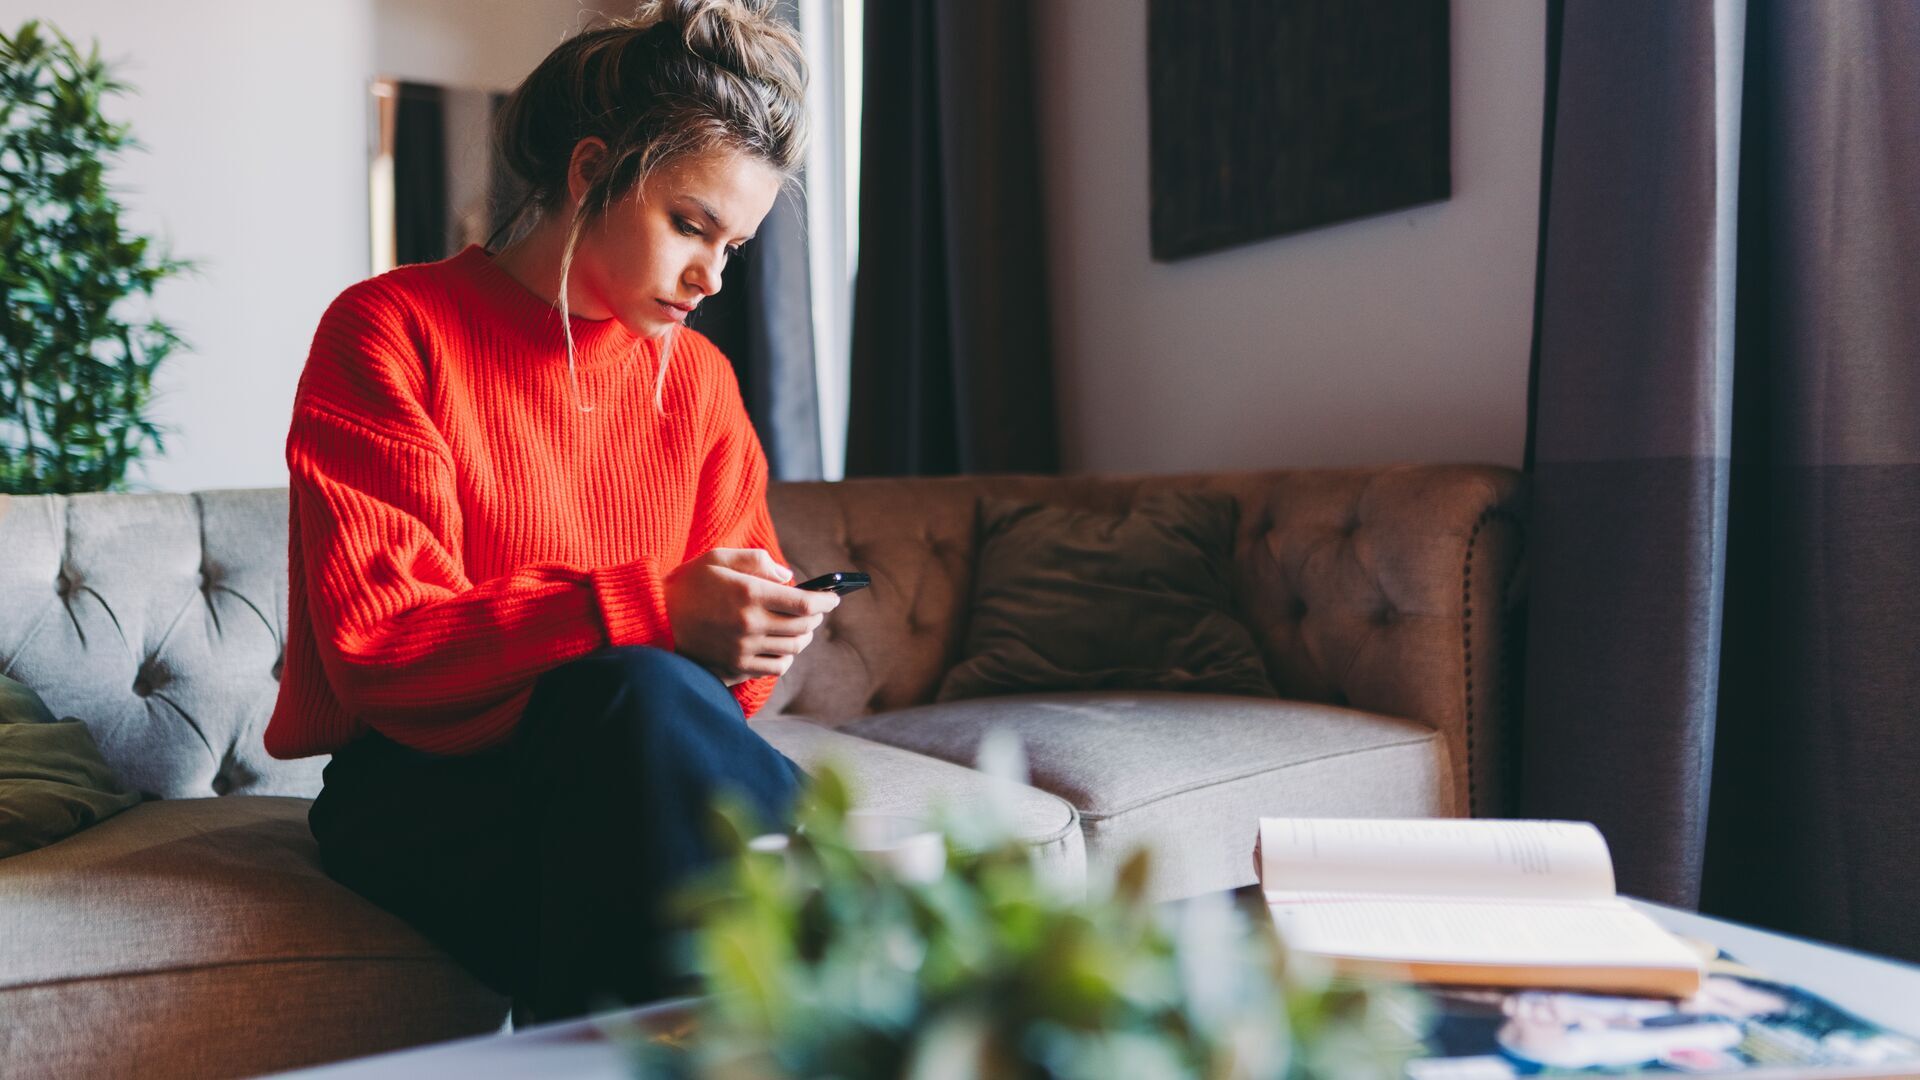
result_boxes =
[566,137,610,207]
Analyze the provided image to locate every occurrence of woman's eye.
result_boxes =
[675,214,742,258]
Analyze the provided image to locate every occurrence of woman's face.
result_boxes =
[570,145,783,338]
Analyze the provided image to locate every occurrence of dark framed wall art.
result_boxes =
[1148,0,1452,261]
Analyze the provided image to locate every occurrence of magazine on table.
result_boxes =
[1407,942,1920,1077]
[1247,816,1920,1075]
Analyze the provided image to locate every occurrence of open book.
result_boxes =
[1256,817,1705,998]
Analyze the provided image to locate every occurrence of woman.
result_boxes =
[262,0,836,1025]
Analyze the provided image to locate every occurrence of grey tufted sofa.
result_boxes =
[0,464,1523,1079]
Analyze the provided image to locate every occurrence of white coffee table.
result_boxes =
[1621,898,1920,1035]
[271,898,1920,1079]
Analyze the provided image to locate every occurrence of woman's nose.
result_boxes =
[684,252,724,298]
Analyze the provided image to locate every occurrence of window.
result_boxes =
[798,0,862,480]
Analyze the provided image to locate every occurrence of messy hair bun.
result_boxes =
[489,0,809,411]
[496,0,808,218]
[628,0,808,150]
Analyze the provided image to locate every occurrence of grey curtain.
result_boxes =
[844,0,1058,477]
[1522,0,1920,961]
[689,0,822,481]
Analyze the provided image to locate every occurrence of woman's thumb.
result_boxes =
[714,547,792,582]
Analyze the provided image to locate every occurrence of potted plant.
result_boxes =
[1,19,194,494]
[623,741,1427,1078]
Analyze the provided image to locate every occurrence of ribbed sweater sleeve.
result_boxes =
[287,284,671,747]
[686,336,786,719]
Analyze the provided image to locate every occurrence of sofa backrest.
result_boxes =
[762,466,1527,814]
[0,489,317,800]
[0,465,1525,812]
[764,466,1516,719]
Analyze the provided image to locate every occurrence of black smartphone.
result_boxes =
[795,571,870,595]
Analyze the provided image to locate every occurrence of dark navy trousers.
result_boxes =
[308,646,804,1027]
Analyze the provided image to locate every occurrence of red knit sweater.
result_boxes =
[264,244,784,759]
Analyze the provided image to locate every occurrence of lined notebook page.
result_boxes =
[1259,818,1617,901]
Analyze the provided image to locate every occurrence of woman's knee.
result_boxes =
[601,643,726,690]
[523,646,738,751]
[516,647,801,836]
[538,645,728,712]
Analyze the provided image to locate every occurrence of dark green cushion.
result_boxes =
[937,490,1278,702]
[0,676,143,859]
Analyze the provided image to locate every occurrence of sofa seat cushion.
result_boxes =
[752,717,1086,890]
[0,795,508,1079]
[840,691,1456,902]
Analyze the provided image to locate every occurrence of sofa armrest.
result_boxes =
[1216,465,1527,817]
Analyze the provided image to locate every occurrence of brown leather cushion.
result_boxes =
[937,490,1277,702]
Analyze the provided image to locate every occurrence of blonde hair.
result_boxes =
[489,0,808,411]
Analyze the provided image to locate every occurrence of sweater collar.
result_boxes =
[450,244,656,372]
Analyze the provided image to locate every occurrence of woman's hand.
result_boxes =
[664,548,841,686]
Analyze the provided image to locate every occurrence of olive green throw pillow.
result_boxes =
[1,673,57,725]
[1,675,143,859]
[937,490,1278,702]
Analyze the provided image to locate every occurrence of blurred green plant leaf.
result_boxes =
[628,754,1429,1079]
[1,18,194,493]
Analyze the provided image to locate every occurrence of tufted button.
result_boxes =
[55,572,73,597]
[1373,605,1397,626]
[1290,598,1308,620]
[135,661,172,697]
[271,654,284,682]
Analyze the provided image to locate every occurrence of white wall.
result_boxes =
[1034,0,1545,474]
[373,0,590,90]
[0,1,374,493]
[0,0,589,493]
[8,0,1541,489]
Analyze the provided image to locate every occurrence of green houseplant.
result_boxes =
[624,744,1428,1079]
[1,19,193,494]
